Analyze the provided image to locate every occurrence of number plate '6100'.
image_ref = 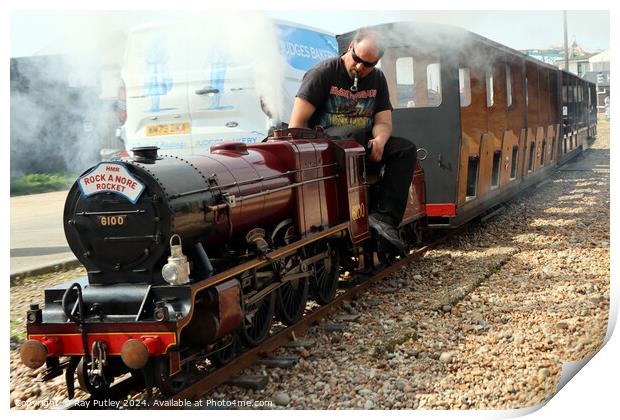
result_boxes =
[98,215,127,226]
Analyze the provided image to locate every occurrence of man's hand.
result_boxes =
[367,136,388,162]
[369,110,392,162]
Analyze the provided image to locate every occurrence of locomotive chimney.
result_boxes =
[131,146,159,163]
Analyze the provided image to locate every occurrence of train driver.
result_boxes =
[289,28,417,253]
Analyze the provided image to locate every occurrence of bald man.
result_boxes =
[289,28,417,253]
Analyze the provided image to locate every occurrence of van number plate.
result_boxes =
[146,122,190,136]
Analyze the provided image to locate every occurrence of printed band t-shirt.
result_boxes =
[296,56,392,131]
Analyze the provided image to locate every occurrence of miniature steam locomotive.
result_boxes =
[20,128,426,396]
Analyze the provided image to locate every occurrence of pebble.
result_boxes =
[324,323,346,333]
[537,368,551,383]
[439,352,454,364]
[506,380,516,393]
[274,392,291,406]
[513,333,524,346]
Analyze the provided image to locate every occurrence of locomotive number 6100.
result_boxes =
[98,215,127,226]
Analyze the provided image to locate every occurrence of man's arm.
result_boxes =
[367,110,392,162]
[289,97,317,128]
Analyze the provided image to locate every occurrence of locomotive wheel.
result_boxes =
[276,276,309,325]
[238,291,276,348]
[153,356,190,397]
[76,357,112,397]
[311,241,341,305]
[208,335,238,368]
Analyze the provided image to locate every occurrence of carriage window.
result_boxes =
[528,142,535,172]
[562,85,568,102]
[486,68,494,107]
[540,140,546,166]
[510,145,519,179]
[426,63,442,106]
[466,157,479,200]
[525,77,529,107]
[491,151,501,188]
[394,57,442,108]
[459,68,471,107]
[550,138,555,161]
[395,57,415,108]
[506,64,513,107]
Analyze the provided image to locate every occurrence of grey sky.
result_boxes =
[10,10,609,58]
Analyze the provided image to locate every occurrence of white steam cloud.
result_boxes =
[10,11,288,177]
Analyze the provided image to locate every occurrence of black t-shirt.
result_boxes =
[296,56,392,131]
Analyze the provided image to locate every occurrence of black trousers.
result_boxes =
[325,126,417,227]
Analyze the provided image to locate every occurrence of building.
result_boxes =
[553,40,594,78]
[584,49,610,114]
[523,41,609,115]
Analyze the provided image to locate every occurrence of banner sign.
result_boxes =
[78,163,145,204]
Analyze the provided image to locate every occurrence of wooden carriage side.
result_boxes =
[337,22,594,229]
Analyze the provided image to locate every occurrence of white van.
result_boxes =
[115,17,338,156]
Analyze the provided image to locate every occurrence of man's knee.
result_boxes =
[388,136,417,161]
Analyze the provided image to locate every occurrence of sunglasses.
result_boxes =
[351,46,379,68]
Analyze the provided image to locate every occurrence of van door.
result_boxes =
[187,54,267,152]
[122,24,191,156]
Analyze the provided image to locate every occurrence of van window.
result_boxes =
[459,68,471,107]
